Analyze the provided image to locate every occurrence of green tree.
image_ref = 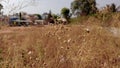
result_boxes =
[110,3,116,12]
[52,14,59,19]
[71,0,97,16]
[71,0,80,14]
[34,14,42,20]
[0,4,3,14]
[61,7,70,19]
[88,0,97,14]
[48,10,52,20]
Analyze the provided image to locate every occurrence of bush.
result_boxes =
[61,7,70,19]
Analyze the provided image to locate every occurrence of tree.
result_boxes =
[71,0,97,16]
[0,4,3,14]
[48,10,52,20]
[71,0,80,14]
[52,14,59,19]
[88,0,97,14]
[61,7,70,19]
[33,14,42,20]
[110,3,116,12]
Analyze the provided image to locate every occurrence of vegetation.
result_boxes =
[52,14,59,19]
[0,4,3,14]
[110,3,116,12]
[61,7,70,19]
[0,24,120,68]
[70,12,120,27]
[71,0,97,16]
[34,14,42,20]
[0,0,120,68]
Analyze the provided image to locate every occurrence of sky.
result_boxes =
[96,0,120,8]
[1,0,120,15]
[21,0,73,14]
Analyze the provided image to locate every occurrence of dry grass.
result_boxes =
[0,12,120,68]
[0,24,120,68]
[70,12,120,28]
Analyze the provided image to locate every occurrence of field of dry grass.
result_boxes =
[70,12,120,28]
[0,23,120,68]
[0,12,120,68]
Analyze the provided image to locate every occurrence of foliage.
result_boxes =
[110,3,116,12]
[71,0,97,16]
[61,7,70,19]
[52,14,59,19]
[70,12,120,28]
[0,4,3,14]
[34,14,42,19]
[71,0,80,14]
[70,15,90,24]
[0,4,3,10]
[48,13,52,19]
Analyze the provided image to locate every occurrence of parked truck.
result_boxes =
[9,16,31,26]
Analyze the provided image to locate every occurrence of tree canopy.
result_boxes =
[71,0,97,16]
[0,4,3,14]
[110,3,116,12]
[61,7,70,19]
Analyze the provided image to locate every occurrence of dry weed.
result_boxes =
[0,25,120,68]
